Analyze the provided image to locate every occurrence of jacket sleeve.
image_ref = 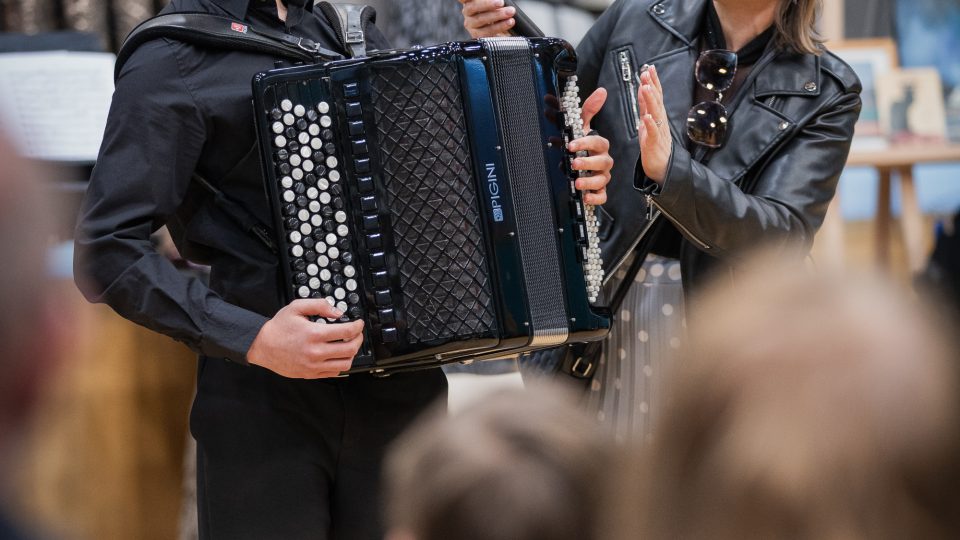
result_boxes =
[74,39,268,364]
[645,89,861,258]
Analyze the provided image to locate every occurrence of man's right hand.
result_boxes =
[459,0,516,39]
[247,299,365,379]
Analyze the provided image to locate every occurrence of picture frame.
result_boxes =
[828,38,899,149]
[876,67,948,144]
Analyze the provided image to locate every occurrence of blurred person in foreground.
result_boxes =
[0,136,66,539]
[384,384,614,540]
[608,251,960,539]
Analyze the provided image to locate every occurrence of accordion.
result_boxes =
[253,37,610,373]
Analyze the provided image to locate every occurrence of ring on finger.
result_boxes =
[655,119,664,127]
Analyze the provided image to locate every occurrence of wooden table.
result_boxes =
[844,143,960,273]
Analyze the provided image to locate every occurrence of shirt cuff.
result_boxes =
[199,299,270,365]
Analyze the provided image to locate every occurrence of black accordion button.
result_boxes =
[372,270,389,288]
[378,308,395,325]
[362,215,379,232]
[302,237,315,249]
[305,250,318,263]
[381,327,398,343]
[296,196,310,208]
[354,158,371,174]
[292,259,306,271]
[370,251,386,269]
[294,272,309,285]
[285,217,300,230]
[349,306,363,319]
[352,140,368,155]
[305,173,317,186]
[321,128,335,141]
[322,283,334,295]
[276,149,289,161]
[346,102,362,117]
[323,221,336,233]
[330,261,343,274]
[348,121,363,137]
[307,109,319,122]
[344,82,359,97]
[360,196,376,212]
[279,163,291,175]
[347,292,361,305]
[296,118,308,131]
[366,233,382,250]
[330,184,344,196]
[332,274,345,287]
[285,127,297,139]
[357,177,374,193]
[341,251,353,264]
[282,203,297,216]
[374,289,391,306]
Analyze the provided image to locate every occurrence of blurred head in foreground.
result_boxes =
[619,251,960,539]
[384,384,613,540]
[0,135,61,460]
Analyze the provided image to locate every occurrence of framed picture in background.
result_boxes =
[829,38,899,150]
[876,67,948,144]
[895,0,960,143]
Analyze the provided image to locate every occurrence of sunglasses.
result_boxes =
[687,49,738,148]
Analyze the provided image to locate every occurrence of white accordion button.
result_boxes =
[308,264,319,276]
[298,286,310,298]
[317,101,330,114]
[334,211,347,223]
[288,231,302,243]
[326,156,338,169]
[308,124,320,136]
[320,269,332,281]
[283,190,295,203]
[307,187,319,199]
[309,201,322,213]
[293,104,306,117]
[272,121,284,134]
[320,115,332,128]
[274,135,286,148]
[344,265,356,278]
[298,209,310,221]
[311,214,323,227]
[280,99,293,112]
[328,247,340,259]
[281,176,293,189]
[329,170,341,182]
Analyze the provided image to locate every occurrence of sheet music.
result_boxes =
[0,51,115,162]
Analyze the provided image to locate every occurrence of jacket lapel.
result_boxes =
[709,51,821,183]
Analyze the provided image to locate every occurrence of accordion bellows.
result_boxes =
[253,37,610,373]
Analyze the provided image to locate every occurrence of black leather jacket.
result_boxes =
[577,0,862,296]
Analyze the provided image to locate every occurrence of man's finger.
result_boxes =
[465,7,515,30]
[583,190,607,206]
[568,134,610,154]
[290,298,343,318]
[462,0,505,17]
[572,154,613,173]
[575,174,609,192]
[580,87,608,130]
[310,319,365,343]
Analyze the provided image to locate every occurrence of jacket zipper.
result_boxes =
[645,192,712,251]
[618,50,641,136]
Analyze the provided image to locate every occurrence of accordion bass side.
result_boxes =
[253,37,611,373]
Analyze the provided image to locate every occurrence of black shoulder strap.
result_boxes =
[114,12,344,80]
[315,2,376,59]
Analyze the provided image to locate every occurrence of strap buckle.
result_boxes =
[345,30,364,45]
[569,355,595,379]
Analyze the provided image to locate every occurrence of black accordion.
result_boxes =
[253,37,610,373]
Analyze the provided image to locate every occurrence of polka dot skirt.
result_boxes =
[584,254,685,443]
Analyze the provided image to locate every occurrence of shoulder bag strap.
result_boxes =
[315,2,376,58]
[114,12,344,80]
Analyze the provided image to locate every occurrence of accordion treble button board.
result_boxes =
[266,92,369,333]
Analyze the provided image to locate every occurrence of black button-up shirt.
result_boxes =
[74,0,388,363]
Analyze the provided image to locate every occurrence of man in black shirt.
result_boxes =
[76,0,614,538]
[74,1,445,538]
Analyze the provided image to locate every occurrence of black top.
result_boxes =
[74,0,389,364]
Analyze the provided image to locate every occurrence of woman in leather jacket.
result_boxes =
[461,0,862,438]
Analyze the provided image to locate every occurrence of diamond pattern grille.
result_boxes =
[371,60,496,343]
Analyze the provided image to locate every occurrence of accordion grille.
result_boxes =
[371,60,497,344]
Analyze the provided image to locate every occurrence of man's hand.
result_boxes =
[459,0,516,38]
[569,88,613,206]
[247,299,365,378]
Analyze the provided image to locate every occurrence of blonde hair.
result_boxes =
[775,0,824,55]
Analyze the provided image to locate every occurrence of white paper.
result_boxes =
[0,51,115,162]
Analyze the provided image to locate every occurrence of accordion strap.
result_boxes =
[315,2,375,59]
[114,12,345,80]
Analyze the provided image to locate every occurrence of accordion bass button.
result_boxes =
[343,83,359,98]
[354,158,371,174]
[372,270,389,287]
[345,102,362,117]
[362,215,379,231]
[374,290,391,306]
[348,121,363,137]
[365,233,382,249]
[360,196,377,212]
[378,308,396,324]
[280,99,294,112]
[381,327,398,343]
[357,176,373,193]
[352,140,369,155]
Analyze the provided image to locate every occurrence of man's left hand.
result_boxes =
[568,88,612,206]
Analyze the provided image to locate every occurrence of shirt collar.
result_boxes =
[211,0,310,20]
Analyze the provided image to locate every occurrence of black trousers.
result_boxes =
[191,356,447,540]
